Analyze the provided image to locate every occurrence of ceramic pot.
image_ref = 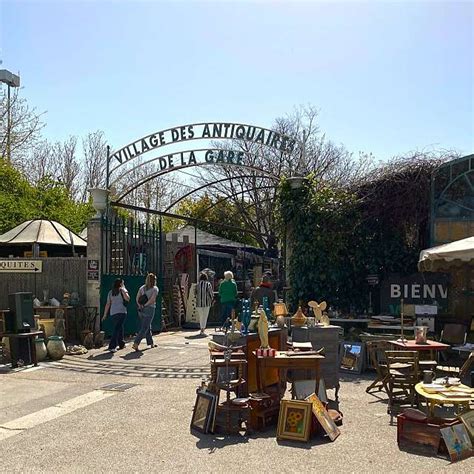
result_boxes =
[35,338,48,362]
[291,306,307,327]
[47,336,66,360]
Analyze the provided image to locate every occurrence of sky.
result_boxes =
[1,0,473,162]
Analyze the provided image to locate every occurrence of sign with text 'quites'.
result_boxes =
[380,272,450,314]
[0,260,43,273]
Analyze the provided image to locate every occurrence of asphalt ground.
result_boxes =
[0,330,472,473]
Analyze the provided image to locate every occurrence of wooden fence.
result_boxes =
[0,258,88,309]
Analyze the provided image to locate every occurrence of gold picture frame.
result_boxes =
[306,393,340,441]
[459,411,474,442]
[277,400,312,442]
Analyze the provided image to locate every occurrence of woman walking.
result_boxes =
[133,273,159,351]
[218,270,238,329]
[196,272,214,336]
[102,278,130,353]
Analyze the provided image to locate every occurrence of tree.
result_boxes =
[81,130,108,202]
[179,105,373,249]
[175,194,259,246]
[0,159,34,233]
[0,86,45,163]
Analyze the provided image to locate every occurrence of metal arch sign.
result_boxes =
[109,122,298,168]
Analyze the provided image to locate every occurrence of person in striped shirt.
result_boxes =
[196,272,214,335]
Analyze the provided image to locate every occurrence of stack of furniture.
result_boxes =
[292,325,340,400]
[210,356,249,434]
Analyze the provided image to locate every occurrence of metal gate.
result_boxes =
[100,215,163,336]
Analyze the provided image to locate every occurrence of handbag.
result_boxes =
[138,292,148,305]
[121,291,129,307]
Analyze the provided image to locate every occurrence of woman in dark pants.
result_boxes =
[102,278,130,353]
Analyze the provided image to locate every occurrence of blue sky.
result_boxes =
[1,0,473,160]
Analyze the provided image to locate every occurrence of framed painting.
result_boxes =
[459,411,474,441]
[190,390,217,434]
[293,378,328,403]
[306,393,340,441]
[440,423,473,462]
[339,341,365,374]
[277,400,312,442]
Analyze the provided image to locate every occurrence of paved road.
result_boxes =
[0,330,471,472]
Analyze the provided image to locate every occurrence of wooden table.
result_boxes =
[254,350,324,394]
[3,331,43,368]
[415,382,473,416]
[390,339,450,361]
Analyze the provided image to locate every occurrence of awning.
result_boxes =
[418,235,474,271]
[0,220,87,247]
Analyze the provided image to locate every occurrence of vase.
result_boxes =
[35,338,48,362]
[291,306,307,327]
[47,336,66,360]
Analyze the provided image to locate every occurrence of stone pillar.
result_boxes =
[86,188,109,333]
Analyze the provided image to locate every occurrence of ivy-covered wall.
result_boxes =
[277,176,422,313]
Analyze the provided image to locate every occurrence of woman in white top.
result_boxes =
[132,273,159,351]
[196,272,214,335]
[102,278,130,353]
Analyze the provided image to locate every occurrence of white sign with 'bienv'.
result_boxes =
[0,260,43,273]
[390,283,447,299]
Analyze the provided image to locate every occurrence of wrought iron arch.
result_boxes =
[115,161,279,203]
[164,174,279,213]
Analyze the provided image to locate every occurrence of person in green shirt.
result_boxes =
[218,270,238,329]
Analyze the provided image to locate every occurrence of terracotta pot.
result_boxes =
[35,338,48,362]
[47,336,66,360]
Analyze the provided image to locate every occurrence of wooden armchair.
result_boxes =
[385,351,420,416]
[436,351,474,383]
[365,340,391,394]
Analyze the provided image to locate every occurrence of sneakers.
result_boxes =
[118,344,127,350]
[109,348,117,353]
[149,344,157,348]
[132,343,139,351]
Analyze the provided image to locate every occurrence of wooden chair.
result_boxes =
[365,340,391,394]
[436,351,474,382]
[385,351,420,416]
[439,323,467,362]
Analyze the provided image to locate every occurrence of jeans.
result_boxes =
[220,302,235,327]
[109,313,126,350]
[134,306,155,346]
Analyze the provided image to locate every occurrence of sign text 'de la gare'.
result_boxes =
[147,149,246,172]
[111,123,296,164]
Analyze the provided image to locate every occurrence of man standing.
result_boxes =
[218,271,238,329]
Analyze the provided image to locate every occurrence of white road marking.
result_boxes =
[0,390,116,442]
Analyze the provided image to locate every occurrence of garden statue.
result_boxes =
[257,306,269,348]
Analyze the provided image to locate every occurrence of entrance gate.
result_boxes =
[100,216,163,337]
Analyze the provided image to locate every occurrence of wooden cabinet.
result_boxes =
[292,325,341,398]
[212,328,288,393]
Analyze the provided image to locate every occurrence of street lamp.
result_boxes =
[0,69,21,161]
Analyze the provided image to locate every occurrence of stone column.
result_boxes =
[86,188,109,333]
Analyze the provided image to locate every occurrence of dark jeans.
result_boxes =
[220,302,235,327]
[109,313,127,350]
[134,306,155,346]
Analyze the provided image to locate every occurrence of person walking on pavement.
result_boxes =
[218,270,238,329]
[132,273,159,351]
[102,278,130,353]
[196,272,214,336]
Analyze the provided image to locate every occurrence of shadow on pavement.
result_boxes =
[194,432,249,451]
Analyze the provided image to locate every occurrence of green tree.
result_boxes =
[176,193,259,246]
[0,159,35,233]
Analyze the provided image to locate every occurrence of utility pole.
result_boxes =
[0,69,21,161]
